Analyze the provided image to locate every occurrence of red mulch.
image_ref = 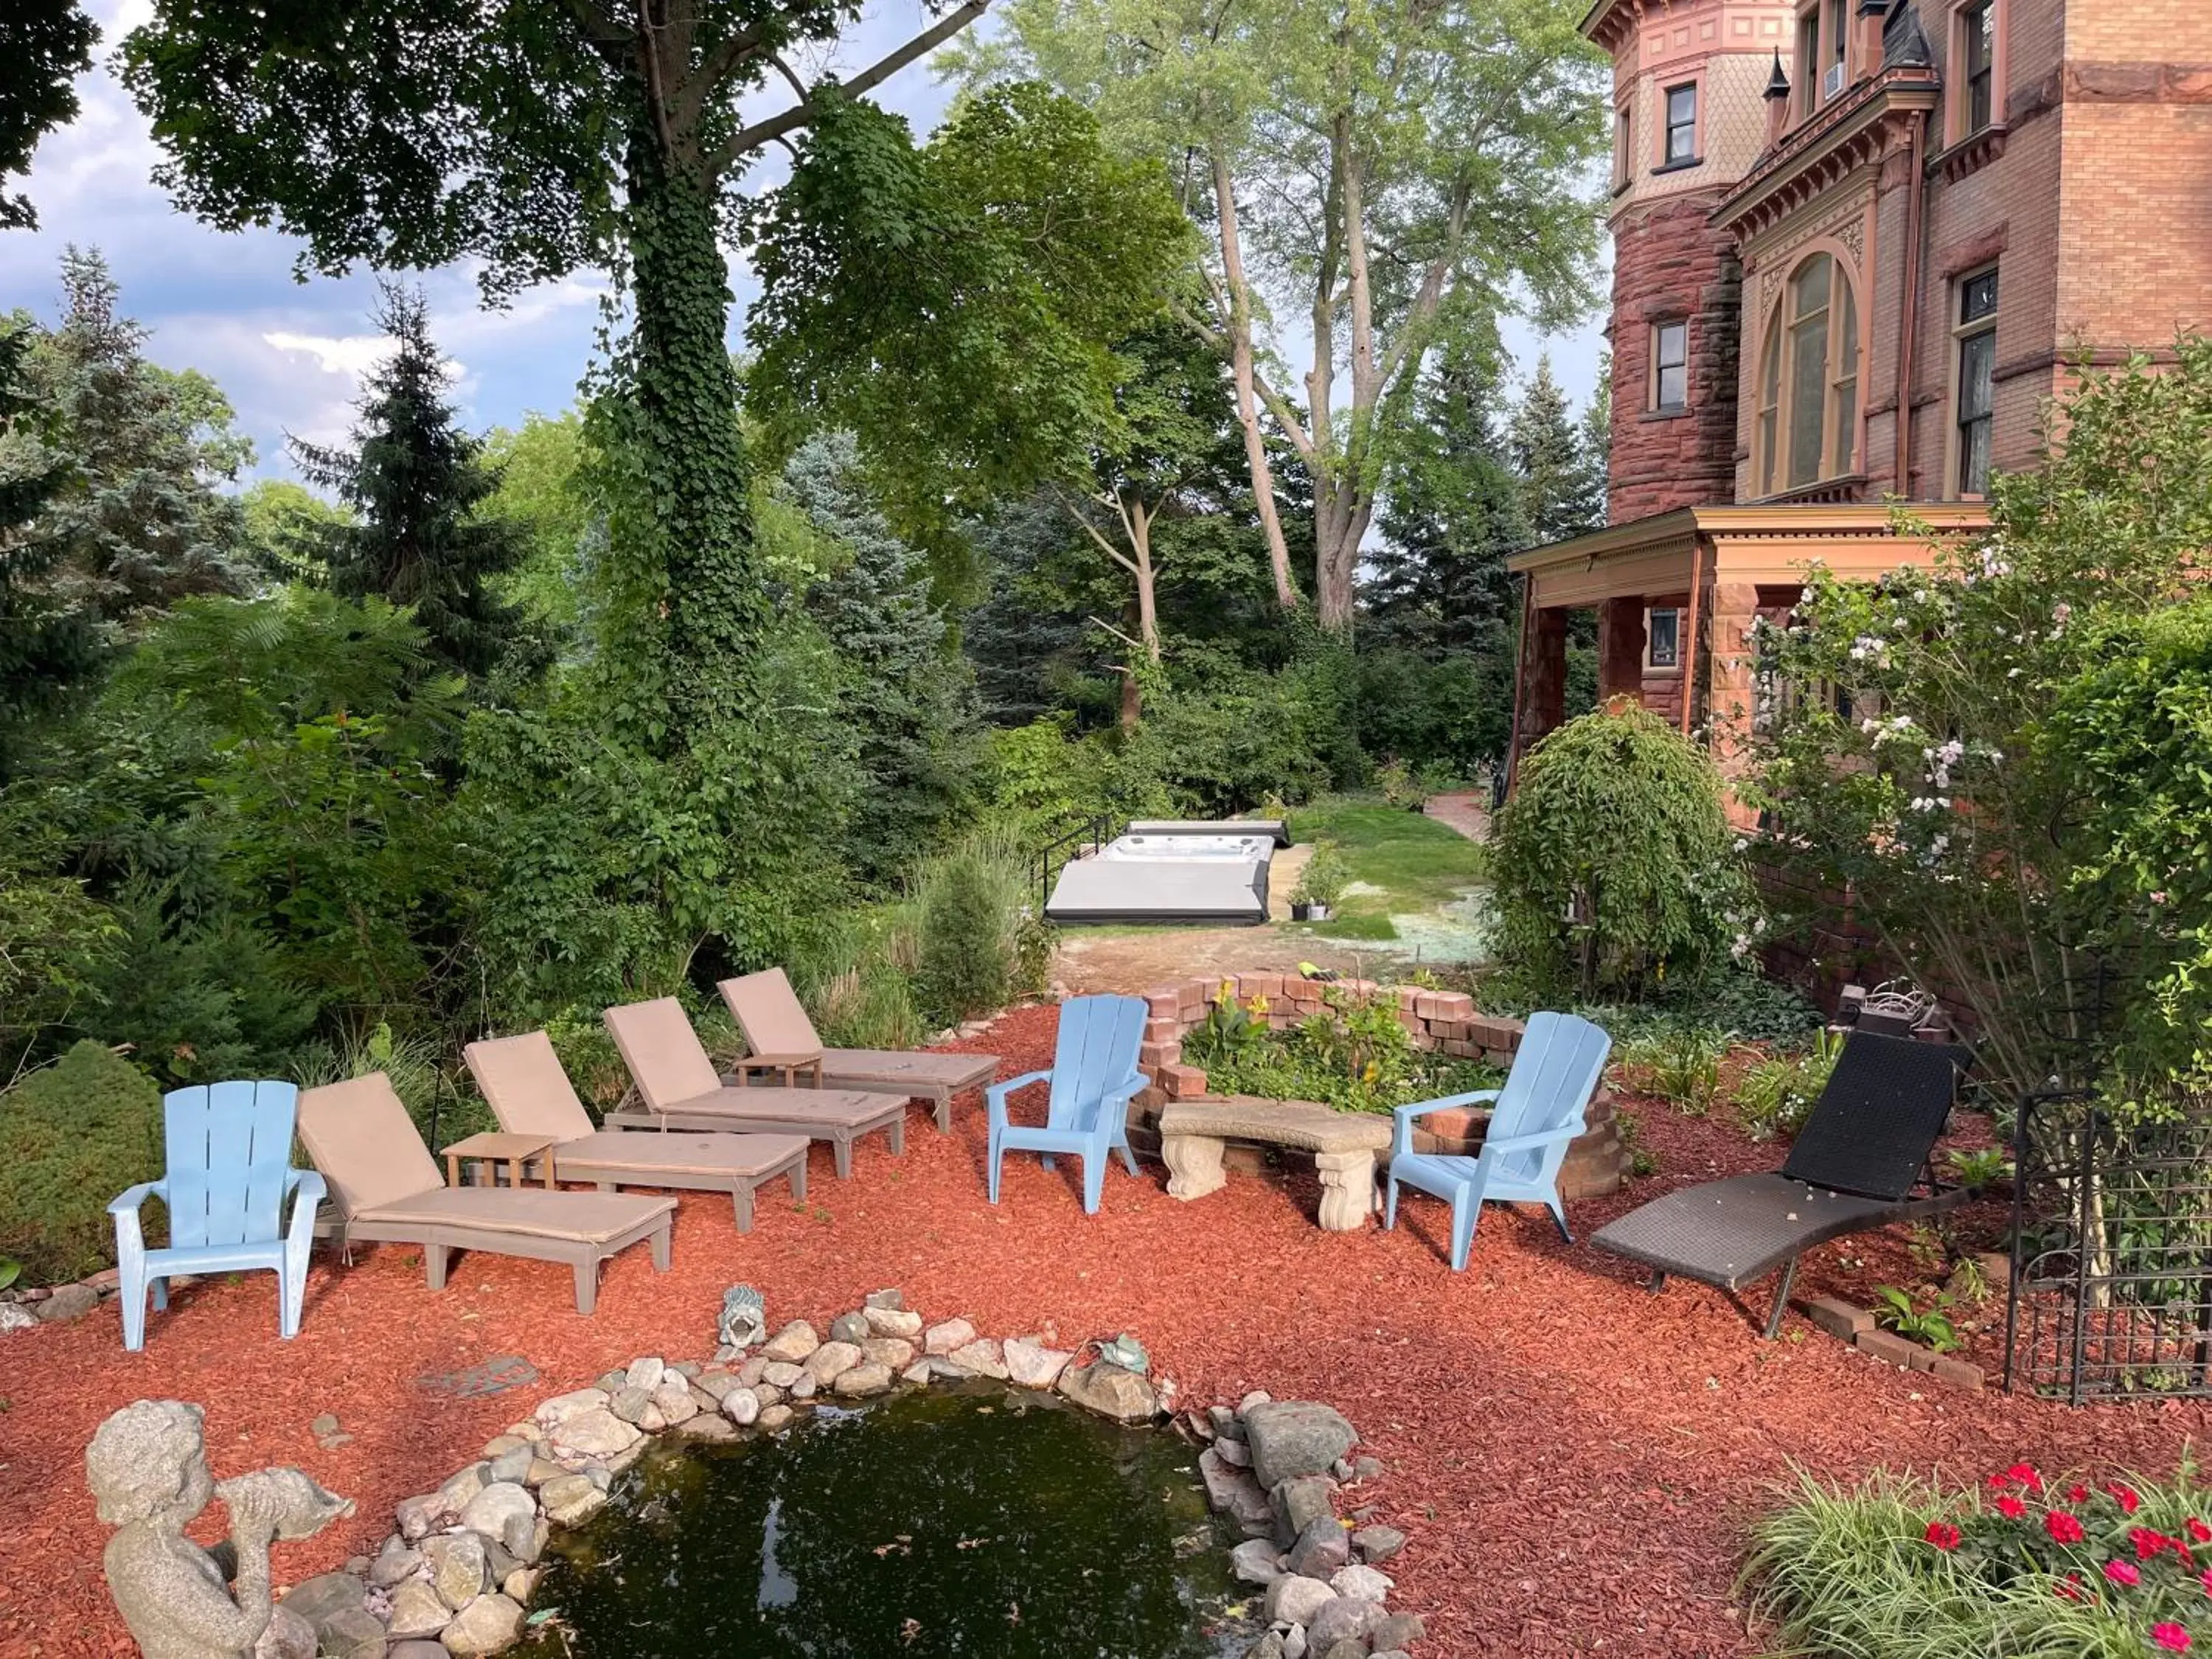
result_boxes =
[4,1004,2206,1659]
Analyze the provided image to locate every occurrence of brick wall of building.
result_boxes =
[1610,189,1745,521]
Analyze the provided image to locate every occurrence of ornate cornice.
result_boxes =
[1714,69,1939,241]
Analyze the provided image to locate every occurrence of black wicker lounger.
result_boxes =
[1591,1030,1972,1337]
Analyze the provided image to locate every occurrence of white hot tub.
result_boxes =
[1045,827,1280,925]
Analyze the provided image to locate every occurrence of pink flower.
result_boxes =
[1997,1495,2028,1520]
[2191,1519,2212,1545]
[2109,1559,2143,1587]
[1925,1520,1963,1551]
[2152,1625,2192,1653]
[2046,1510,2087,1545]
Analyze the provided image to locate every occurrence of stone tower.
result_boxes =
[1585,0,1799,523]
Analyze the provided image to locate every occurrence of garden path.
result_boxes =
[1,1004,2202,1658]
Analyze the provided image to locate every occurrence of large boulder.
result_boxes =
[440,1590,524,1656]
[1262,1573,1334,1627]
[802,1340,863,1385]
[923,1318,977,1355]
[1243,1402,1357,1489]
[761,1320,821,1363]
[547,1407,640,1464]
[1284,1514,1350,1579]
[386,1580,453,1640]
[423,1532,490,1610]
[1305,1596,1381,1652]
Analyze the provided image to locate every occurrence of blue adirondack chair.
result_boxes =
[108,1079,326,1351]
[987,995,1149,1214]
[1385,1011,1611,1270]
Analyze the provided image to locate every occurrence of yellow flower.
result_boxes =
[1363,1061,1380,1083]
[1248,995,1270,1015]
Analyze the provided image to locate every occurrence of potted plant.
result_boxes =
[1290,843,1349,922]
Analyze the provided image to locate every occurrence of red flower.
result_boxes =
[2200,1566,2212,1597]
[1925,1520,1963,1551]
[2006,1461,2045,1493]
[2191,1519,2212,1545]
[2152,1624,2192,1653]
[2046,1510,2087,1545]
[2135,1528,2173,1561]
[2056,1573,2086,1603]
[1996,1495,2028,1520]
[1987,1472,2013,1492]
[2068,1484,2092,1504]
[2109,1559,2144,1587]
[2112,1484,2144,1514]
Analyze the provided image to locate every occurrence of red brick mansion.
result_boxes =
[1506,0,2212,804]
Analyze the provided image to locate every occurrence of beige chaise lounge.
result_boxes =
[297,1072,674,1315]
[718,967,1000,1133]
[463,1031,810,1232]
[602,998,908,1180]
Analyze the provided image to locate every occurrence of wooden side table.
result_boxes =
[441,1131,560,1191]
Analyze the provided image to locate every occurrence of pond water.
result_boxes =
[514,1384,1248,1659]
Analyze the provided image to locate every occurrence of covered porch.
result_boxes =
[1503,504,1989,812]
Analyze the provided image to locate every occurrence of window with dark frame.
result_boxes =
[1796,7,1820,114]
[1652,321,1688,411]
[1955,267,1999,495]
[1614,105,1632,187]
[1961,0,1995,134]
[1663,83,1697,164]
[1648,608,1681,669]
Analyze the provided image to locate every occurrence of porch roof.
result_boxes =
[1507,501,1989,609]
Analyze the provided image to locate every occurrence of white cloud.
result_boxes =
[261,331,401,378]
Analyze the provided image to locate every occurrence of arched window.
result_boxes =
[1756,251,1860,495]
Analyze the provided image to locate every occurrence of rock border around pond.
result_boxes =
[268,1289,1427,1659]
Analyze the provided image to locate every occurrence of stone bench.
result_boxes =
[1158,1097,1394,1231]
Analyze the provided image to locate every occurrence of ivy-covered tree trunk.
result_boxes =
[622,125,763,741]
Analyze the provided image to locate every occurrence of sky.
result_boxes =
[1,0,1608,490]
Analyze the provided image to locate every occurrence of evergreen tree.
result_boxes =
[782,432,984,883]
[293,283,537,684]
[1371,341,1530,652]
[0,320,99,776]
[1579,349,1613,526]
[18,247,251,621]
[1509,355,1604,546]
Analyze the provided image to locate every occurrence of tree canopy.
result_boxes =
[0,1,96,231]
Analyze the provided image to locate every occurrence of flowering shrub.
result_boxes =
[1182,981,1500,1115]
[1748,1459,2212,1657]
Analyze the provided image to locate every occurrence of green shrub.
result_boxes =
[1618,1026,1726,1116]
[910,831,1036,1025]
[1734,1028,1843,1141]
[1491,704,1756,1001]
[0,1040,163,1283]
[1292,842,1350,908]
[1745,1462,2212,1656]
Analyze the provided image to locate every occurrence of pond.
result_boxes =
[515,1382,1249,1658]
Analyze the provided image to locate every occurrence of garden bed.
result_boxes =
[3,1004,2208,1659]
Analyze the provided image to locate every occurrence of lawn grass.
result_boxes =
[1289,796,1486,924]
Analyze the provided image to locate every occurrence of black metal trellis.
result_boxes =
[1029,809,1122,913]
[2006,1088,2212,1403]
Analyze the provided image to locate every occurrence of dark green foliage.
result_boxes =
[783,433,984,884]
[0,1040,162,1284]
[85,887,319,1085]
[745,83,1196,558]
[913,857,1011,1025]
[0,320,100,776]
[1492,705,1754,1001]
[293,284,540,685]
[0,1,95,232]
[1509,355,1604,547]
[16,248,251,619]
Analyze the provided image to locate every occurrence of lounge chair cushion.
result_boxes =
[296,1074,446,1216]
[602,998,725,1110]
[815,1049,998,1089]
[351,1185,675,1245]
[664,1088,902,1129]
[465,1031,596,1141]
[550,1130,809,1178]
[718,967,825,1062]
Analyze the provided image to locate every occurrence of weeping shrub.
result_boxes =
[1491,703,1755,1001]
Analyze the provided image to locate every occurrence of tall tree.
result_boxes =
[11,248,251,625]
[1371,338,1527,652]
[955,0,1607,629]
[1509,354,1603,546]
[123,0,998,740]
[0,1,96,231]
[292,285,537,685]
[0,320,97,776]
